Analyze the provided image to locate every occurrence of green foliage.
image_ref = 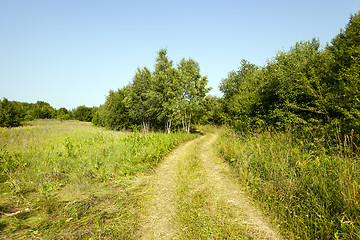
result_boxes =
[24,114,35,122]
[220,59,261,129]
[327,11,360,134]
[220,40,333,132]
[93,87,131,130]
[95,48,210,132]
[0,98,21,127]
[198,95,225,125]
[129,67,153,131]
[152,48,180,133]
[218,128,360,239]
[57,107,71,121]
[0,99,67,127]
[220,59,259,99]
[220,11,360,138]
[72,105,94,122]
[27,101,56,119]
[177,58,211,132]
[258,39,331,130]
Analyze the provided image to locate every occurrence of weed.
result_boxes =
[218,127,360,239]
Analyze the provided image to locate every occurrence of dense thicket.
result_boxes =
[93,49,211,132]
[220,11,360,143]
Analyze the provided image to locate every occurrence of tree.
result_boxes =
[220,59,258,99]
[152,49,179,133]
[177,58,210,132]
[92,105,105,127]
[327,11,360,133]
[129,67,153,131]
[257,39,331,129]
[27,101,55,119]
[219,60,261,128]
[93,48,212,133]
[101,87,131,130]
[0,98,21,127]
[57,107,71,121]
[198,95,225,125]
[73,105,93,122]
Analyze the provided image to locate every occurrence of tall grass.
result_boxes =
[218,127,360,239]
[0,119,196,239]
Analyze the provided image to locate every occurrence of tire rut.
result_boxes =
[139,139,199,239]
[200,133,283,239]
[139,132,282,239]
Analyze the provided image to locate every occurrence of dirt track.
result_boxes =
[139,132,282,239]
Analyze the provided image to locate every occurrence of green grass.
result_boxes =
[175,136,245,239]
[217,127,360,239]
[176,148,211,239]
[0,119,197,239]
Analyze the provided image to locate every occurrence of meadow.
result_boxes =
[218,127,360,239]
[0,119,196,239]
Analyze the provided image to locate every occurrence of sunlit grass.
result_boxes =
[217,127,360,239]
[175,136,246,239]
[0,119,197,239]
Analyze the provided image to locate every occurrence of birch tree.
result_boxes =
[129,67,153,132]
[178,58,210,132]
[152,49,178,133]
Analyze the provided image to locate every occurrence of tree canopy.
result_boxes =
[93,49,210,132]
[219,10,360,140]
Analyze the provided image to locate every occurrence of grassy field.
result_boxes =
[0,119,197,239]
[218,127,360,239]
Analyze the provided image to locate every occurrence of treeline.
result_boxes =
[92,49,218,132]
[219,11,360,142]
[0,98,98,127]
[3,11,359,137]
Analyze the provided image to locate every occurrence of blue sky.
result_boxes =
[1,0,359,109]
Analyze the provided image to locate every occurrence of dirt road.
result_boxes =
[139,131,282,239]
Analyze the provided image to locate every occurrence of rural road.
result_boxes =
[139,131,282,239]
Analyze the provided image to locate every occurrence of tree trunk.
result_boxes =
[165,119,172,134]
[183,109,188,132]
[187,113,192,133]
[142,117,150,133]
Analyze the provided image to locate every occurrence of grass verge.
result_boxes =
[217,127,360,239]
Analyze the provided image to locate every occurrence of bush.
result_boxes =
[0,98,21,128]
[24,115,35,122]
[72,105,93,122]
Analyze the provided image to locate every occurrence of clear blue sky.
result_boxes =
[1,0,359,110]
